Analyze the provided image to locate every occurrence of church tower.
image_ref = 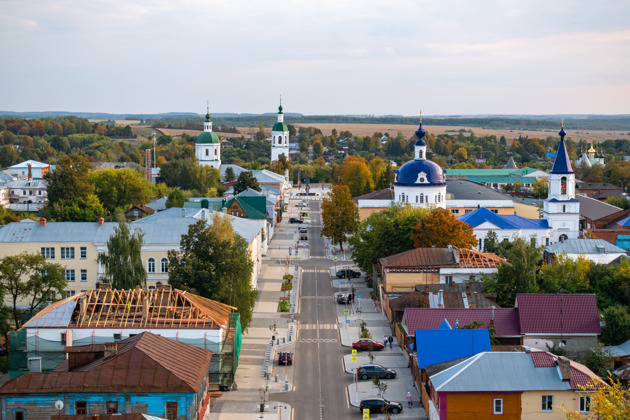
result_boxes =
[543,121,580,242]
[271,99,290,163]
[195,105,221,169]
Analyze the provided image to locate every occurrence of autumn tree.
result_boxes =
[167,216,256,330]
[98,217,146,289]
[539,254,591,294]
[0,252,66,328]
[410,208,476,249]
[453,147,468,163]
[560,379,628,420]
[321,185,359,251]
[337,156,374,197]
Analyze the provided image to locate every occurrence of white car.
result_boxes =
[296,202,307,207]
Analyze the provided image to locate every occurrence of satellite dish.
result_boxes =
[55,401,64,410]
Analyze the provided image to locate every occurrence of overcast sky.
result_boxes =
[2,0,629,116]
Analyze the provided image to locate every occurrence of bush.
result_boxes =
[281,282,293,291]
[277,301,289,312]
[283,274,294,280]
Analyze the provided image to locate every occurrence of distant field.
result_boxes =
[89,119,142,125]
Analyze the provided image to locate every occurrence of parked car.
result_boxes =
[289,218,303,224]
[300,233,308,241]
[299,227,308,233]
[352,339,384,351]
[359,397,403,414]
[336,269,361,278]
[296,202,307,207]
[278,352,293,366]
[336,293,352,304]
[356,364,397,380]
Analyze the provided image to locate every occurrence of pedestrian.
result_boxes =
[388,335,393,349]
[384,335,388,349]
[406,392,413,407]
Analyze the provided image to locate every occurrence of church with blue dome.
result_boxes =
[393,114,447,209]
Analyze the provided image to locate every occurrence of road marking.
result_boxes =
[301,269,329,273]
[301,295,332,299]
[298,338,338,343]
[299,323,338,329]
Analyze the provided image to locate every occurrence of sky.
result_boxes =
[1,0,629,116]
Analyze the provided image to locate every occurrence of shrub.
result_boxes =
[277,301,289,312]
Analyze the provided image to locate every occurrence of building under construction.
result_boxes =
[9,283,242,388]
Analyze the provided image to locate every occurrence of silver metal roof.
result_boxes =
[0,221,117,243]
[546,238,627,255]
[24,298,77,328]
[431,352,571,392]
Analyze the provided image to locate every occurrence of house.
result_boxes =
[12,283,239,388]
[1,332,215,420]
[123,204,155,221]
[603,339,630,380]
[575,182,624,200]
[415,325,491,370]
[427,351,607,420]
[445,179,516,217]
[544,238,628,264]
[9,160,52,179]
[352,188,394,221]
[8,179,48,211]
[443,167,547,192]
[576,194,630,248]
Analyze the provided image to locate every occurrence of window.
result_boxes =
[61,332,67,345]
[80,247,87,259]
[14,411,24,420]
[41,247,55,259]
[561,176,567,195]
[106,401,118,414]
[451,209,459,214]
[148,258,156,273]
[546,238,550,246]
[114,333,121,341]
[401,193,406,203]
[563,205,566,213]
[493,398,503,414]
[161,257,169,273]
[75,401,87,414]
[579,396,590,412]
[65,269,75,282]
[61,247,75,259]
[478,238,483,250]
[559,234,568,242]
[445,275,453,284]
[80,270,87,282]
[166,402,178,420]
[465,209,472,213]
[419,194,424,204]
[491,209,498,214]
[541,395,553,412]
[205,149,209,156]
[418,150,423,159]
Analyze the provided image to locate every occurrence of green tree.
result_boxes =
[539,254,591,294]
[337,156,374,197]
[321,185,359,251]
[234,171,261,195]
[483,237,542,307]
[312,139,324,157]
[223,166,235,182]
[453,147,468,163]
[579,343,612,378]
[532,177,549,199]
[45,154,93,204]
[601,305,630,345]
[483,231,499,253]
[47,194,105,222]
[91,168,155,213]
[98,217,146,289]
[0,252,66,328]
[167,216,257,330]
[350,204,426,274]
[166,188,186,208]
[410,208,477,249]
[605,196,629,210]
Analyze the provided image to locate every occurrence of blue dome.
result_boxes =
[415,123,427,147]
[395,159,445,186]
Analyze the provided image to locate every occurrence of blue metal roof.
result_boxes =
[416,329,491,369]
[395,160,445,186]
[550,128,573,174]
[458,207,550,230]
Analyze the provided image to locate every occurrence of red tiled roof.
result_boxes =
[0,332,212,394]
[530,351,556,367]
[516,294,601,335]
[529,351,608,390]
[404,308,520,336]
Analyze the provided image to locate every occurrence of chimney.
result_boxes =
[39,217,46,226]
[27,356,42,372]
[162,284,172,291]
[104,342,117,359]
[490,306,495,326]
[100,283,112,291]
[156,281,163,290]
[27,164,32,180]
[466,286,471,295]
[438,289,444,308]
[98,217,104,225]
[95,281,101,290]
[557,356,571,381]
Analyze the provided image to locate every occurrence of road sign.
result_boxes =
[351,349,357,355]
[357,295,361,299]
[351,356,357,362]
[363,409,370,419]
[333,257,338,262]
[346,319,350,324]
[288,304,292,308]
[344,309,349,315]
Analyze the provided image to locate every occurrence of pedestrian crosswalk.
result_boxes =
[298,338,338,343]
[299,323,338,330]
[301,295,332,299]
[301,269,329,273]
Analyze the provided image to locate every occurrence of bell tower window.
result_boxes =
[418,150,423,159]
[561,177,567,195]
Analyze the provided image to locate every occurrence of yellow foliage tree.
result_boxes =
[338,156,374,197]
[559,378,628,420]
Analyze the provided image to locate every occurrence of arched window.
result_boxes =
[416,195,419,203]
[278,136,281,145]
[161,257,168,273]
[205,149,209,156]
[437,193,442,203]
[214,149,217,156]
[561,177,567,195]
[419,194,424,204]
[147,258,155,273]
[563,205,566,213]
[559,234,568,242]
[401,193,406,203]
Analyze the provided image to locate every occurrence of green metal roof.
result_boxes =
[445,167,537,177]
[226,197,267,220]
[196,131,220,144]
[464,176,536,184]
[272,122,289,132]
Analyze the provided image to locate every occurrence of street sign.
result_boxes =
[363,409,370,419]
[357,295,361,299]
[351,356,357,362]
[346,319,350,324]
[351,349,357,355]
[344,309,349,315]
[288,304,292,308]
[333,257,338,262]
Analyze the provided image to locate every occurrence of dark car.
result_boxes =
[352,339,385,351]
[278,352,293,365]
[359,397,403,414]
[336,293,352,304]
[336,269,361,278]
[289,218,303,224]
[356,364,397,380]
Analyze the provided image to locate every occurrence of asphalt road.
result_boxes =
[275,198,358,419]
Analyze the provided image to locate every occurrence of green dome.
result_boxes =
[272,122,289,132]
[196,131,220,144]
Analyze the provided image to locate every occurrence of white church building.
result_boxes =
[270,103,290,163]
[195,106,221,169]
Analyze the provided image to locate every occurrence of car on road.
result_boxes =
[352,339,384,351]
[299,227,308,233]
[296,202,308,207]
[356,364,397,380]
[336,293,352,304]
[278,352,293,366]
[359,397,403,414]
[336,269,361,278]
[289,218,303,224]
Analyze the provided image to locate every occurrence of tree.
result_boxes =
[605,196,629,210]
[166,188,186,208]
[90,168,155,213]
[312,139,324,157]
[532,177,549,199]
[47,194,105,222]
[410,208,476,249]
[224,166,235,182]
[167,216,257,330]
[579,343,612,378]
[483,231,499,253]
[601,305,630,345]
[321,185,359,251]
[337,156,374,197]
[0,252,66,328]
[560,378,627,420]
[234,171,261,195]
[350,204,427,274]
[483,237,542,307]
[45,154,93,204]
[453,147,468,163]
[539,255,591,294]
[98,216,146,289]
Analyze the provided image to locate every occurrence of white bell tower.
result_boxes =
[271,98,290,163]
